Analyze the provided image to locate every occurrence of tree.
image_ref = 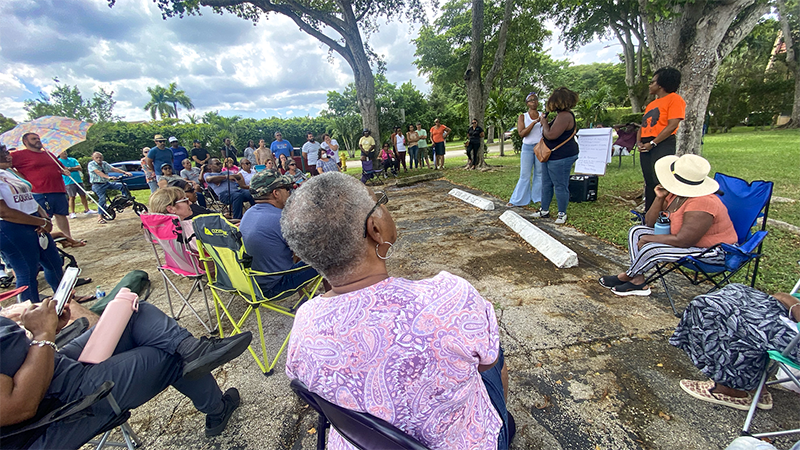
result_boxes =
[0,114,18,134]
[639,0,771,154]
[23,84,120,122]
[115,0,426,146]
[144,85,176,120]
[484,89,515,156]
[775,0,799,127]
[164,82,195,119]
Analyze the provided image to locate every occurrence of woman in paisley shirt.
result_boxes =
[282,172,514,449]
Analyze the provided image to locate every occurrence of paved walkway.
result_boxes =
[71,178,799,449]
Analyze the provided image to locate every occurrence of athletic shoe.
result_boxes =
[611,281,651,296]
[554,212,567,224]
[84,210,98,215]
[598,275,626,289]
[68,213,77,219]
[206,388,240,437]
[181,332,252,380]
[679,380,753,411]
[531,209,550,219]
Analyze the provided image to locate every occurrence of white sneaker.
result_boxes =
[531,210,550,219]
[555,212,567,224]
[68,213,77,219]
[84,210,98,215]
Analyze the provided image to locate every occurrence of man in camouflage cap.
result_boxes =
[240,170,319,296]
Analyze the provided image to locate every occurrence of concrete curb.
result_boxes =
[499,210,579,268]
[395,172,444,187]
[448,188,495,210]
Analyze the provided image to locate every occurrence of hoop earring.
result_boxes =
[376,241,394,260]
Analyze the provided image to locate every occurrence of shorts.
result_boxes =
[434,141,446,156]
[65,184,82,197]
[33,192,69,217]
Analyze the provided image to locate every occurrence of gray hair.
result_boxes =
[281,172,380,285]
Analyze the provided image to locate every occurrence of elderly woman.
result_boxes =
[149,186,194,220]
[670,283,799,410]
[0,145,63,303]
[599,154,737,296]
[282,172,514,449]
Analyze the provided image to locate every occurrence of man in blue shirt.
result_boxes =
[269,131,293,160]
[58,149,93,218]
[168,136,189,172]
[240,169,319,297]
[203,158,254,220]
[146,135,173,181]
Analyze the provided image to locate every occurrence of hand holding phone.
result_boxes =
[54,267,81,316]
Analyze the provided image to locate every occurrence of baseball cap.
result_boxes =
[160,162,172,170]
[154,134,166,142]
[193,139,201,143]
[249,169,294,198]
[168,136,178,143]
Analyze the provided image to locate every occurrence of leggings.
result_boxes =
[626,225,722,277]
[397,151,407,171]
[640,135,676,212]
[0,219,62,303]
[466,141,481,165]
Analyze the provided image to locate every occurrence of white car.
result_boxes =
[503,127,516,140]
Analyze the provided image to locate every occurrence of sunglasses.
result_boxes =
[363,191,388,238]
[174,197,190,205]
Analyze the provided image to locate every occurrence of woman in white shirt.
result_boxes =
[0,145,64,303]
[507,92,544,207]
[239,159,256,186]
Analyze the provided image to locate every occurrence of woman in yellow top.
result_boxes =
[637,67,686,212]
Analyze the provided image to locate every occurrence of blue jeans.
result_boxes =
[32,302,223,449]
[482,347,511,449]
[408,145,419,169]
[541,154,579,214]
[0,219,63,303]
[219,189,255,220]
[92,182,130,211]
[508,143,543,206]
[147,180,159,193]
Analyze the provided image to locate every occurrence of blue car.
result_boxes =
[110,161,148,190]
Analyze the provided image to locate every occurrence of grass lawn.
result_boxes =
[439,127,800,293]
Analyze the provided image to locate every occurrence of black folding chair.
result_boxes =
[290,379,430,450]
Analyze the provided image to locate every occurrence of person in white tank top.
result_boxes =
[507,92,544,208]
[392,126,408,172]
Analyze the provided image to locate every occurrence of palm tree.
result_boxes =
[143,85,175,120]
[485,89,515,157]
[164,82,194,120]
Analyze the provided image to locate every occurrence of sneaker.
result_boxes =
[181,332,252,380]
[679,380,753,411]
[531,209,550,219]
[68,213,77,219]
[84,210,97,215]
[555,212,567,224]
[206,388,240,437]
[757,389,773,410]
[611,281,651,296]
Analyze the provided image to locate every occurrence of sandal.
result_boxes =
[98,218,107,224]
[611,281,651,296]
[599,275,626,289]
[74,295,95,304]
[679,380,753,411]
[75,277,92,287]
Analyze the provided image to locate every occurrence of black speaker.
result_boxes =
[569,175,598,203]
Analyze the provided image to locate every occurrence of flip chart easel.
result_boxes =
[574,128,613,176]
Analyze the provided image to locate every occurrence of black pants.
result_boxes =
[466,140,481,165]
[639,134,676,212]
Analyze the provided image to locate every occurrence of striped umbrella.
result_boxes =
[0,116,93,156]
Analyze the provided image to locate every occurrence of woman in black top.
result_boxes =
[532,87,580,225]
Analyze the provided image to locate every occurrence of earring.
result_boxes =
[375,241,394,260]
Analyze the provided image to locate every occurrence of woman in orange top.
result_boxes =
[637,67,686,211]
[599,154,737,296]
[430,118,451,170]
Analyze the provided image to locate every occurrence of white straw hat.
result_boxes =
[654,154,719,198]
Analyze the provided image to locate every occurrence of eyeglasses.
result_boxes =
[363,191,388,238]
[288,163,296,167]
[174,197,190,205]
[242,162,251,166]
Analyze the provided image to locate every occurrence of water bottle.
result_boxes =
[654,211,671,235]
[79,288,139,364]
[95,286,106,300]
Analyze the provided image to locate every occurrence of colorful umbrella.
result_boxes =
[0,116,93,156]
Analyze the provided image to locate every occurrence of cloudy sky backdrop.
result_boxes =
[0,0,621,122]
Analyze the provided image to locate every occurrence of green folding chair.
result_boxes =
[192,213,322,375]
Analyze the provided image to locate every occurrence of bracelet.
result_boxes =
[650,140,658,147]
[790,303,800,319]
[30,340,58,351]
[41,217,50,227]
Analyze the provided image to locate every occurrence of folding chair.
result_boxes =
[742,273,800,439]
[192,213,323,375]
[360,159,384,186]
[290,379,430,450]
[141,213,215,333]
[643,173,773,317]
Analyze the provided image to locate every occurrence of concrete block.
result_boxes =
[499,210,578,268]
[395,172,443,187]
[448,188,495,211]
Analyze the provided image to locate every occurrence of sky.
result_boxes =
[0,0,622,123]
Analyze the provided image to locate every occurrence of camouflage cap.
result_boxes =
[249,169,294,198]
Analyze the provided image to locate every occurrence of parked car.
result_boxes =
[503,127,517,140]
[109,161,148,190]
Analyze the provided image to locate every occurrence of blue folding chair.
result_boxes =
[643,173,773,317]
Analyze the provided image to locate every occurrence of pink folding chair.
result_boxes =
[140,213,215,333]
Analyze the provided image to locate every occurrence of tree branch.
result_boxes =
[718,1,771,59]
[482,0,514,101]
[775,0,796,69]
[354,0,373,22]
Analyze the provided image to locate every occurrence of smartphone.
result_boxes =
[54,267,81,316]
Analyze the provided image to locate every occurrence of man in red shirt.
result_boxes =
[11,133,73,238]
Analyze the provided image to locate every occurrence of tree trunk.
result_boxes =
[487,125,495,143]
[776,0,799,127]
[353,57,381,144]
[640,0,770,154]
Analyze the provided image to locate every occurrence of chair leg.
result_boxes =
[743,361,772,434]
[317,413,329,450]
[660,276,680,318]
